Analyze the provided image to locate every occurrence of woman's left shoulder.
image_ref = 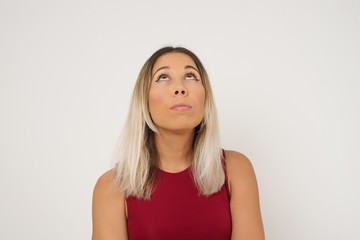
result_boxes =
[223,150,265,239]
[223,150,254,172]
[223,150,258,189]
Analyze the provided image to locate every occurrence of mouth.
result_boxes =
[170,103,192,111]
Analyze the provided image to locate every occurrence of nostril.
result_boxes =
[175,90,179,95]
[181,90,185,94]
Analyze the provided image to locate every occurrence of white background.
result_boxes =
[1,0,359,239]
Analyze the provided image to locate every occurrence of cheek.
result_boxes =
[148,91,165,113]
[196,87,206,106]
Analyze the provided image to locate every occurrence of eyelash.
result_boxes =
[155,74,169,82]
[185,71,200,81]
[155,72,200,82]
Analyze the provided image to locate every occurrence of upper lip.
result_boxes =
[170,103,192,109]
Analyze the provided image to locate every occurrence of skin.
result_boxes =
[92,52,265,239]
[148,52,205,171]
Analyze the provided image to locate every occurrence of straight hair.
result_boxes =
[114,46,224,199]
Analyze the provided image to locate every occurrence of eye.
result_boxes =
[185,72,199,81]
[155,74,169,82]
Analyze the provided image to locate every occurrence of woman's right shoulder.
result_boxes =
[92,168,128,239]
[93,168,122,198]
[95,168,115,186]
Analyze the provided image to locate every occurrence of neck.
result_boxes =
[155,129,194,173]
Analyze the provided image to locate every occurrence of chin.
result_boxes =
[157,124,198,133]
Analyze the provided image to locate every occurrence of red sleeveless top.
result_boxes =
[126,165,232,239]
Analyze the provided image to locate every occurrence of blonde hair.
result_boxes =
[114,47,224,199]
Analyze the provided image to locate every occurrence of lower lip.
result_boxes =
[171,106,192,111]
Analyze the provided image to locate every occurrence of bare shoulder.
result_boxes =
[92,168,128,240]
[223,150,259,198]
[93,168,119,195]
[224,150,255,180]
[93,168,125,211]
[224,150,265,239]
[224,150,252,166]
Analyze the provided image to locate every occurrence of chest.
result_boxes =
[126,170,232,240]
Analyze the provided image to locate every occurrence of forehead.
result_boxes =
[152,52,197,73]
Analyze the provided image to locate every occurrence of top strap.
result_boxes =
[222,149,231,201]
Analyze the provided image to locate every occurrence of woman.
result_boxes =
[92,47,265,239]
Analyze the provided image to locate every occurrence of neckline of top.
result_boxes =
[157,166,191,175]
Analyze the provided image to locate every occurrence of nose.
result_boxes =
[174,89,186,95]
[173,77,188,96]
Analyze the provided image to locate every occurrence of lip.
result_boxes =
[170,103,192,111]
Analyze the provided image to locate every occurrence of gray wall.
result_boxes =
[1,0,359,239]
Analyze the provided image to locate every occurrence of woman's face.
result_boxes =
[148,52,205,133]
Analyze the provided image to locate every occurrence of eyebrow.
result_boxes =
[152,66,169,78]
[152,65,200,78]
[185,65,200,73]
